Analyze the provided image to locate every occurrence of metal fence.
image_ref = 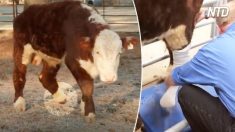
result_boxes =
[0,0,138,32]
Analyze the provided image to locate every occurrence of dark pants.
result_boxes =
[178,85,235,132]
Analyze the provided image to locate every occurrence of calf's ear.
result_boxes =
[121,37,139,50]
[75,37,93,60]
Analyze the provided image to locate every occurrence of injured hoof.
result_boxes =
[160,86,179,108]
[85,113,96,123]
[14,96,26,112]
[53,89,67,104]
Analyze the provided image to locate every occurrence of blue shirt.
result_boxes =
[172,23,235,118]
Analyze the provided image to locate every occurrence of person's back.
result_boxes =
[169,22,235,131]
[192,23,235,116]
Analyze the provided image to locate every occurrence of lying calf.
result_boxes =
[13,1,138,122]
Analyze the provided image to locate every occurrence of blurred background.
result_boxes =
[0,0,138,33]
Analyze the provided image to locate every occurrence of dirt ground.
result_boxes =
[0,31,141,132]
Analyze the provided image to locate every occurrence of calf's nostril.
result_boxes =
[100,74,117,84]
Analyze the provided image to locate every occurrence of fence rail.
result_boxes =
[0,3,139,33]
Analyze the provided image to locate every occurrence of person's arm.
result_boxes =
[165,48,217,87]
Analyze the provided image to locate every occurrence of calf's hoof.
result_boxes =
[53,89,67,104]
[85,113,96,123]
[14,96,26,111]
[160,86,179,108]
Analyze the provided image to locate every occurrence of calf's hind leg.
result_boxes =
[39,61,66,103]
[13,46,27,111]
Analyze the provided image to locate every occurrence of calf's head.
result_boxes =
[92,29,138,83]
[76,29,138,83]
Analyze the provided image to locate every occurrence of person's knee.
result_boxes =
[178,85,189,100]
[178,85,196,105]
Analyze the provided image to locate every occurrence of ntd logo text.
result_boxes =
[206,7,230,18]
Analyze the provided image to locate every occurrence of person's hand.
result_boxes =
[164,72,176,88]
[161,69,178,108]
[218,22,232,34]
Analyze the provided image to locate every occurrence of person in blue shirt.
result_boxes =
[165,4,235,131]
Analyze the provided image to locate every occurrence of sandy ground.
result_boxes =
[0,31,141,132]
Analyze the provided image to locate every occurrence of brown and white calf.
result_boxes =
[135,0,203,64]
[13,1,138,122]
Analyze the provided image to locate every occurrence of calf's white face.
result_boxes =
[93,29,122,83]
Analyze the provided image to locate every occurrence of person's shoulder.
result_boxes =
[226,22,235,32]
[202,30,235,51]
[192,23,235,62]
[194,38,222,61]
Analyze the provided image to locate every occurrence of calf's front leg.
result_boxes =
[65,57,95,123]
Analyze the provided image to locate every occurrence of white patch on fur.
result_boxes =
[37,51,61,67]
[160,86,179,108]
[22,44,34,65]
[32,55,42,66]
[52,88,67,103]
[165,25,188,50]
[77,59,99,79]
[125,37,135,50]
[13,96,26,111]
[80,100,85,115]
[142,25,188,50]
[92,29,122,83]
[85,113,96,123]
[22,44,62,67]
[127,44,134,50]
[81,4,107,25]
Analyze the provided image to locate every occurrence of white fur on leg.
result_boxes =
[32,55,42,66]
[80,100,96,123]
[85,113,96,123]
[53,89,67,104]
[165,25,188,50]
[160,86,179,108]
[80,100,85,115]
[14,96,26,111]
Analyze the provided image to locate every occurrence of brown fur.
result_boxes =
[135,0,203,44]
[13,1,138,118]
[122,37,139,50]
[65,56,95,115]
[13,2,102,105]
